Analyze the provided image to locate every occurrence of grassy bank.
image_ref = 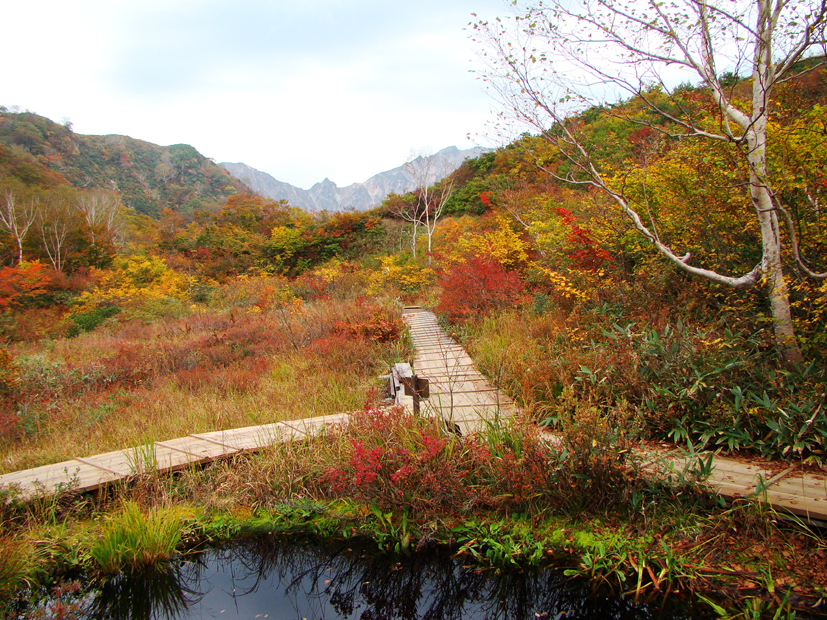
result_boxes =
[2,407,825,618]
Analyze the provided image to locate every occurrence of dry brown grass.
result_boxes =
[0,295,406,473]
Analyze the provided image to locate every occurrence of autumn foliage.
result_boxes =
[435,254,525,321]
[0,261,58,309]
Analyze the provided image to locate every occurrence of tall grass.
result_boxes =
[89,501,185,573]
[462,302,827,463]
[0,538,34,600]
[0,293,406,473]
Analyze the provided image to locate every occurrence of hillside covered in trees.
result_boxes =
[0,108,252,218]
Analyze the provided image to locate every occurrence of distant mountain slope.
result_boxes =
[0,109,253,217]
[221,146,489,212]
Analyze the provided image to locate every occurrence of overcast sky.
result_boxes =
[2,0,506,189]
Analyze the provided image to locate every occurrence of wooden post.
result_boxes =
[392,363,429,415]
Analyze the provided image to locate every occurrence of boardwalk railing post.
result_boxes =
[391,363,429,415]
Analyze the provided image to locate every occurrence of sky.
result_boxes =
[1,0,507,189]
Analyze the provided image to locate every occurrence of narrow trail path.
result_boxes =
[2,307,826,525]
[402,307,827,524]
[399,307,517,434]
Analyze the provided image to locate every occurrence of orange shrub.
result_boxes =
[435,254,526,322]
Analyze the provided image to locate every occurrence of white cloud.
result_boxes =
[2,0,504,188]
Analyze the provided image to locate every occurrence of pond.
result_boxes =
[11,535,712,619]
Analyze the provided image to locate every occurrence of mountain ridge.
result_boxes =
[221,145,489,212]
[0,109,254,217]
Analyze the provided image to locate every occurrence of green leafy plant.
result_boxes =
[67,305,121,337]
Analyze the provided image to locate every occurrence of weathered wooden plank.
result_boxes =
[414,353,467,361]
[80,449,144,476]
[427,387,505,397]
[762,489,827,520]
[416,368,486,377]
[0,460,90,497]
[424,378,494,390]
[197,423,301,451]
[161,437,238,460]
[282,413,350,437]
[769,473,827,501]
[151,444,204,473]
[413,344,466,351]
[415,364,478,375]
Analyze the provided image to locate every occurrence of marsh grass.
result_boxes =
[89,501,186,574]
[0,295,404,473]
[0,538,35,599]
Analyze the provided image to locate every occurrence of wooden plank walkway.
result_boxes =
[401,307,827,523]
[401,307,517,435]
[0,413,349,500]
[654,449,827,524]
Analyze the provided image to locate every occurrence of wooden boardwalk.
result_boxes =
[400,307,517,434]
[654,449,827,524]
[2,306,825,524]
[0,414,349,500]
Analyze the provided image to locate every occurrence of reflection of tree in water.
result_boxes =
[11,562,204,620]
[178,536,704,620]
[18,536,706,619]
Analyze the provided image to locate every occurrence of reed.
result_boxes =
[88,501,185,574]
[0,537,34,600]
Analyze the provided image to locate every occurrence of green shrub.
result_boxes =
[67,306,121,337]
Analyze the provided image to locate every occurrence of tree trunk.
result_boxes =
[747,18,804,368]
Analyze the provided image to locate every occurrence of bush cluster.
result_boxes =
[228,404,649,519]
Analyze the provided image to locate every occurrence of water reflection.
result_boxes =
[14,535,710,619]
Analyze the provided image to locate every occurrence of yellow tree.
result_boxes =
[474,0,827,366]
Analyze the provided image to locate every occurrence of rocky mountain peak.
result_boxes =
[221,146,489,213]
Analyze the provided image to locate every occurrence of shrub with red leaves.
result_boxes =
[435,255,525,322]
[555,208,614,271]
[335,305,402,343]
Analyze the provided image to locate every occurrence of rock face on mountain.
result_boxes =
[221,146,488,212]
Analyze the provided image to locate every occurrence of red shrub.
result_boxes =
[435,255,526,321]
[308,332,380,374]
[173,359,268,395]
[335,305,402,343]
[555,208,614,271]
[0,262,59,309]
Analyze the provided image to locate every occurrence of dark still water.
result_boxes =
[13,535,711,620]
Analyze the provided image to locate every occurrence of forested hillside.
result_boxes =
[0,108,252,218]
